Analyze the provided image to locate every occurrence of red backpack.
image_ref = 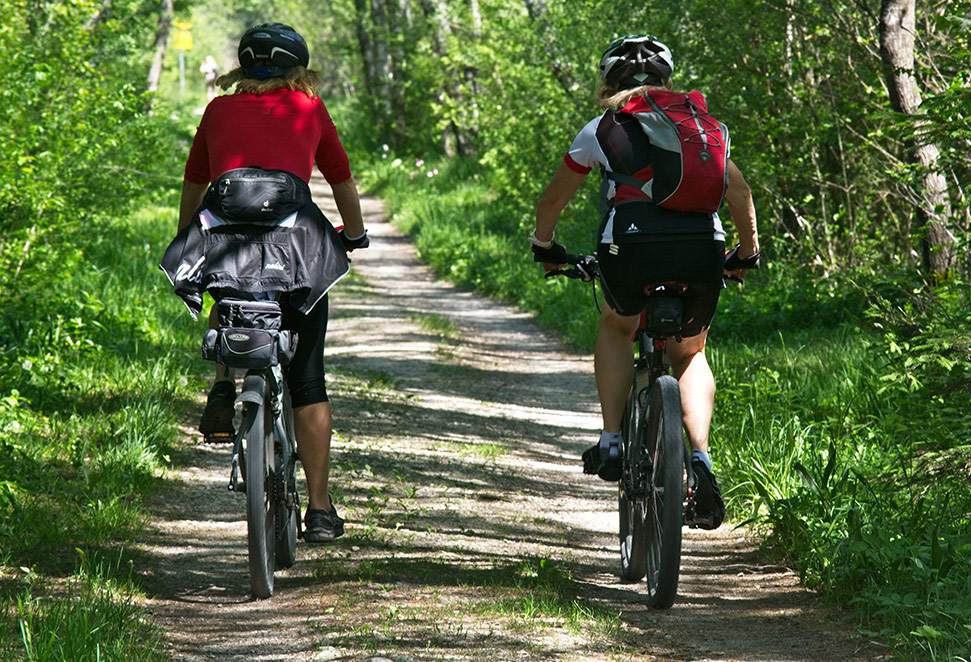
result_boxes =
[607,90,730,215]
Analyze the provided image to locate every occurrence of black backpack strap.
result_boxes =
[603,168,651,196]
[599,165,610,214]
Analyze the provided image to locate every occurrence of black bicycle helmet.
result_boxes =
[599,35,674,88]
[238,23,309,79]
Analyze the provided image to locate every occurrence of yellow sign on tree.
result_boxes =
[173,21,193,50]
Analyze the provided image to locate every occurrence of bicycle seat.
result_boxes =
[643,282,687,298]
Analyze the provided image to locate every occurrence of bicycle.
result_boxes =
[202,297,301,599]
[549,248,756,608]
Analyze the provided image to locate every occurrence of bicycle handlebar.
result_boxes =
[544,247,760,284]
[543,253,598,282]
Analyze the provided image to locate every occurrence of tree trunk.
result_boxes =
[389,0,411,142]
[146,0,174,93]
[419,0,476,156]
[370,0,393,114]
[879,0,955,275]
[353,0,393,118]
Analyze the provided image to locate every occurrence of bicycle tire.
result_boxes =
[243,376,275,599]
[274,383,297,569]
[643,375,685,609]
[619,368,650,582]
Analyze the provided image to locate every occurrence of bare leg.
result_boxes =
[595,302,640,433]
[293,401,334,512]
[665,332,714,452]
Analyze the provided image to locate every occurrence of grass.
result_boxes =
[3,551,165,662]
[1,91,963,662]
[0,199,203,660]
[410,312,460,339]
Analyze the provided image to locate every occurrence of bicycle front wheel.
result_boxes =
[243,376,275,599]
[643,375,685,609]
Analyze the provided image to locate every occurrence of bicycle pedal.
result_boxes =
[204,431,234,444]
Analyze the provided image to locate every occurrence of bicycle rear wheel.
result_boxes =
[643,375,685,608]
[243,375,275,599]
[274,383,297,569]
[619,369,649,582]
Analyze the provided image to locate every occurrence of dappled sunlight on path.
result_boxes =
[137,178,880,661]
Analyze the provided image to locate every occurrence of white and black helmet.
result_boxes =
[238,23,309,79]
[599,35,674,88]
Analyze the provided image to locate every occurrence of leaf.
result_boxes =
[793,461,822,498]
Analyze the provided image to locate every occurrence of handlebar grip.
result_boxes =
[544,254,597,282]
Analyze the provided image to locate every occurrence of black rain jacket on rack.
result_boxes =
[159,202,348,320]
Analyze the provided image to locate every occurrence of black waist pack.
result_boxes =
[206,167,312,223]
[201,298,297,369]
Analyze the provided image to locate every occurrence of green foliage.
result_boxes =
[0,4,193,644]
[864,272,971,399]
[1,551,165,662]
[0,0,965,659]
[713,283,971,661]
[0,1,176,285]
[0,197,196,658]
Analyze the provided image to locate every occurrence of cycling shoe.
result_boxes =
[200,380,236,441]
[691,458,725,530]
[582,438,622,482]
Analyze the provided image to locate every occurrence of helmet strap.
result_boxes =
[243,65,286,80]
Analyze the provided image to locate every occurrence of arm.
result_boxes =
[722,160,761,281]
[534,162,587,244]
[331,176,365,238]
[723,159,759,258]
[178,179,209,233]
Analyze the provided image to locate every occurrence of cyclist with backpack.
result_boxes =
[530,35,760,529]
[174,23,368,543]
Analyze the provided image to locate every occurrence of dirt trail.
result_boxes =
[139,180,881,661]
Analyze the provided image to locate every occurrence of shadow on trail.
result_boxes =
[138,184,879,662]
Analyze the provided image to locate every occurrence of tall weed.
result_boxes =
[2,551,164,662]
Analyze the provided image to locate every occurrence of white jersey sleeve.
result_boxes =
[565,114,609,172]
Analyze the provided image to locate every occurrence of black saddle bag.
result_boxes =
[646,297,684,338]
[206,167,312,223]
[201,298,297,369]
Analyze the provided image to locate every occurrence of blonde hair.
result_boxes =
[596,79,674,110]
[216,65,321,98]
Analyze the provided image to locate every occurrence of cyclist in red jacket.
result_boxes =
[531,36,760,529]
[177,23,367,543]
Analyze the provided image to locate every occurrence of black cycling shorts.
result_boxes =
[282,295,329,408]
[597,239,725,338]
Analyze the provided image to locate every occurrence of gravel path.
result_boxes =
[139,180,881,662]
